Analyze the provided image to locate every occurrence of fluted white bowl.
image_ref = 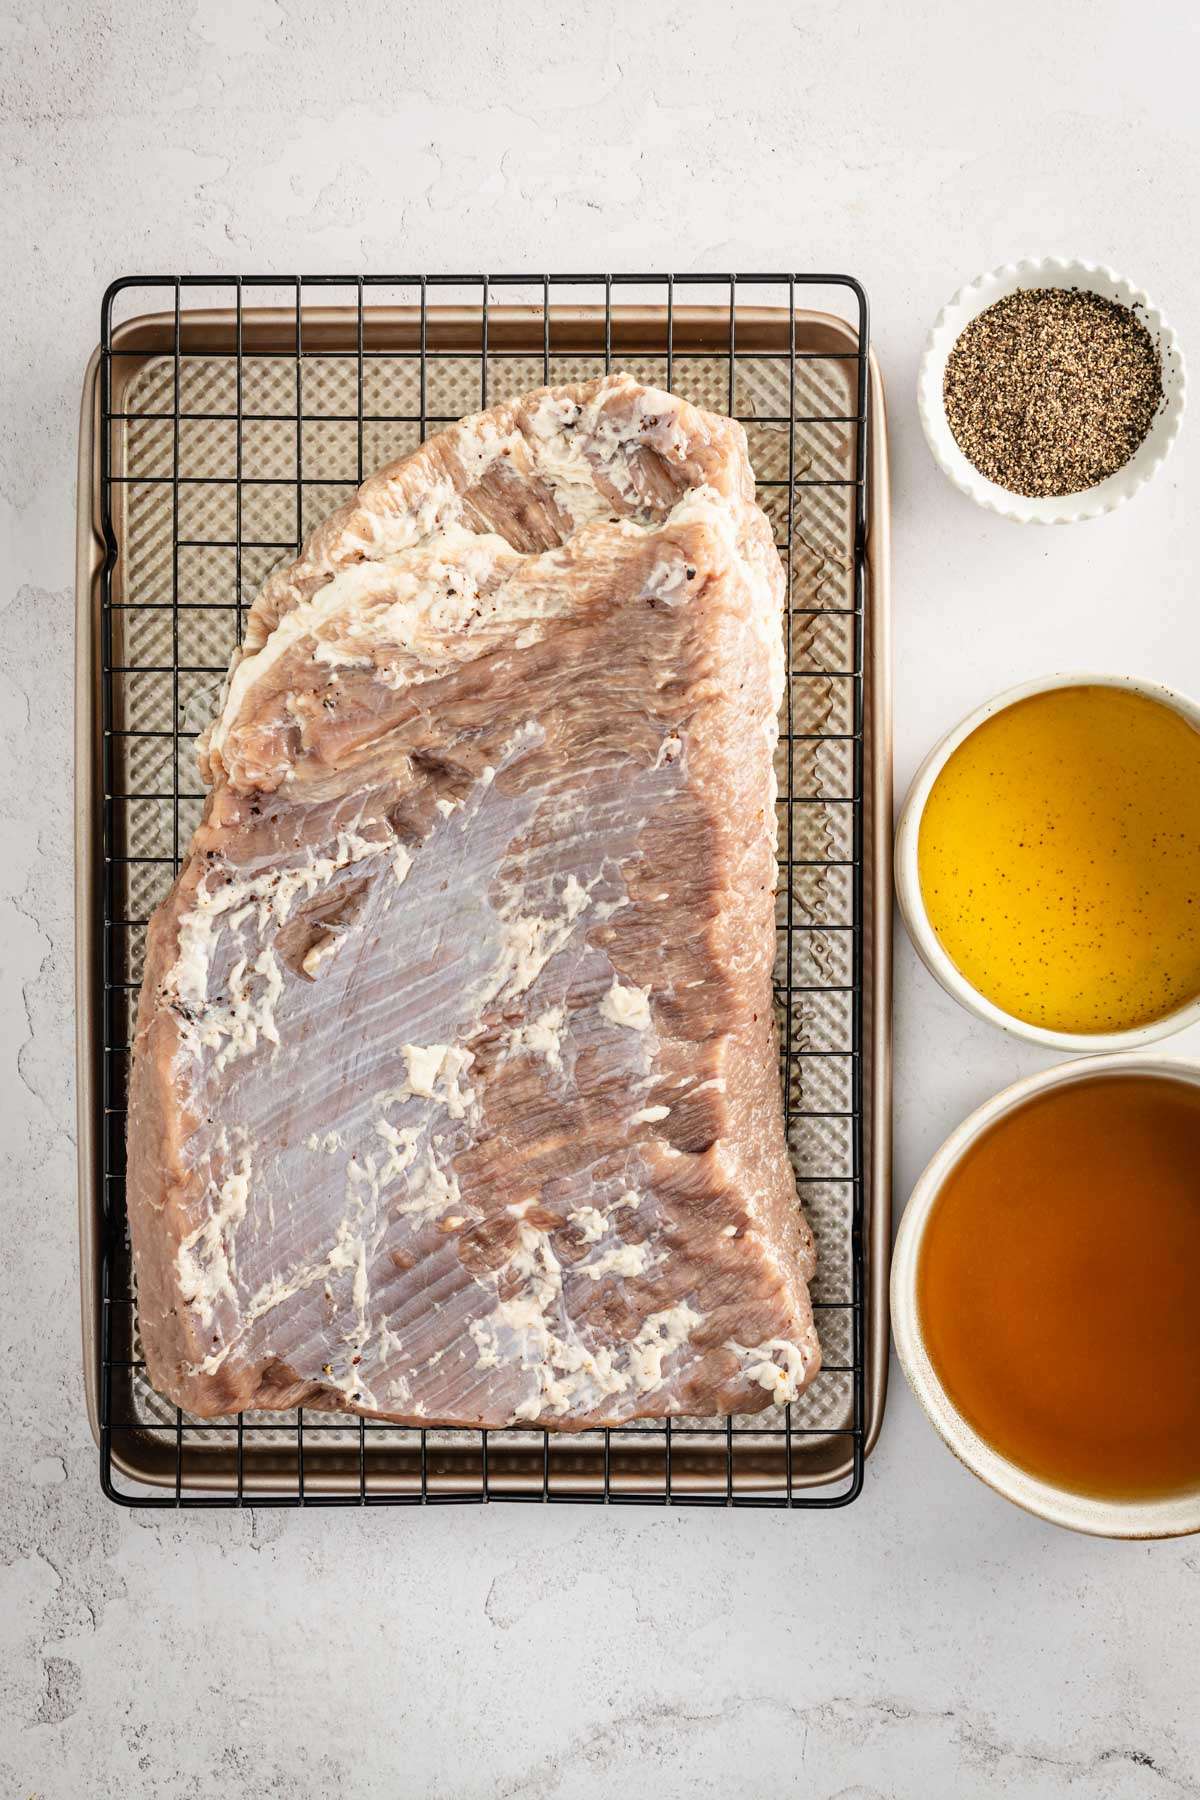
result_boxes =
[918,257,1185,523]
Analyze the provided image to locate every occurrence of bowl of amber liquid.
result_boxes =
[892,1056,1200,1537]
[895,674,1200,1049]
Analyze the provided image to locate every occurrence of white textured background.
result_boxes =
[3,2,1200,1795]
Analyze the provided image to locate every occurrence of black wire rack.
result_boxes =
[85,272,884,1508]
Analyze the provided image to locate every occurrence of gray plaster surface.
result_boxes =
[3,2,1200,1794]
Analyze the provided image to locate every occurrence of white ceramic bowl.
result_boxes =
[918,257,1186,523]
[896,671,1200,1053]
[892,1053,1200,1539]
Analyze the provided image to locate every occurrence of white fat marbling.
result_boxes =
[597,977,652,1032]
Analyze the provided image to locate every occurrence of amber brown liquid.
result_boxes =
[918,1074,1200,1500]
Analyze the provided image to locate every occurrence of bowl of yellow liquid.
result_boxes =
[892,1055,1200,1537]
[896,675,1200,1048]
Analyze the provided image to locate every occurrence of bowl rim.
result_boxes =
[891,1052,1200,1539]
[895,671,1200,1052]
[917,255,1187,524]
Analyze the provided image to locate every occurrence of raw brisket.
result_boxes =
[126,374,820,1428]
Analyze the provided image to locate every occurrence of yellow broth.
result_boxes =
[918,685,1200,1033]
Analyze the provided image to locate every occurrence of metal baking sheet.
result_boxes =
[76,281,891,1505]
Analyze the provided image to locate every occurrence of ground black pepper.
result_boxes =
[943,287,1163,498]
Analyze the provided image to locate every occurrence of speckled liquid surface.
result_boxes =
[918,1074,1200,1501]
[918,685,1200,1033]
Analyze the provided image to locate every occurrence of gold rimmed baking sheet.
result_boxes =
[76,294,891,1504]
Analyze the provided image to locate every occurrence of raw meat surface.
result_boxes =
[126,373,821,1428]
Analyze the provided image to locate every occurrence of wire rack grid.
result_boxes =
[90,272,877,1508]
